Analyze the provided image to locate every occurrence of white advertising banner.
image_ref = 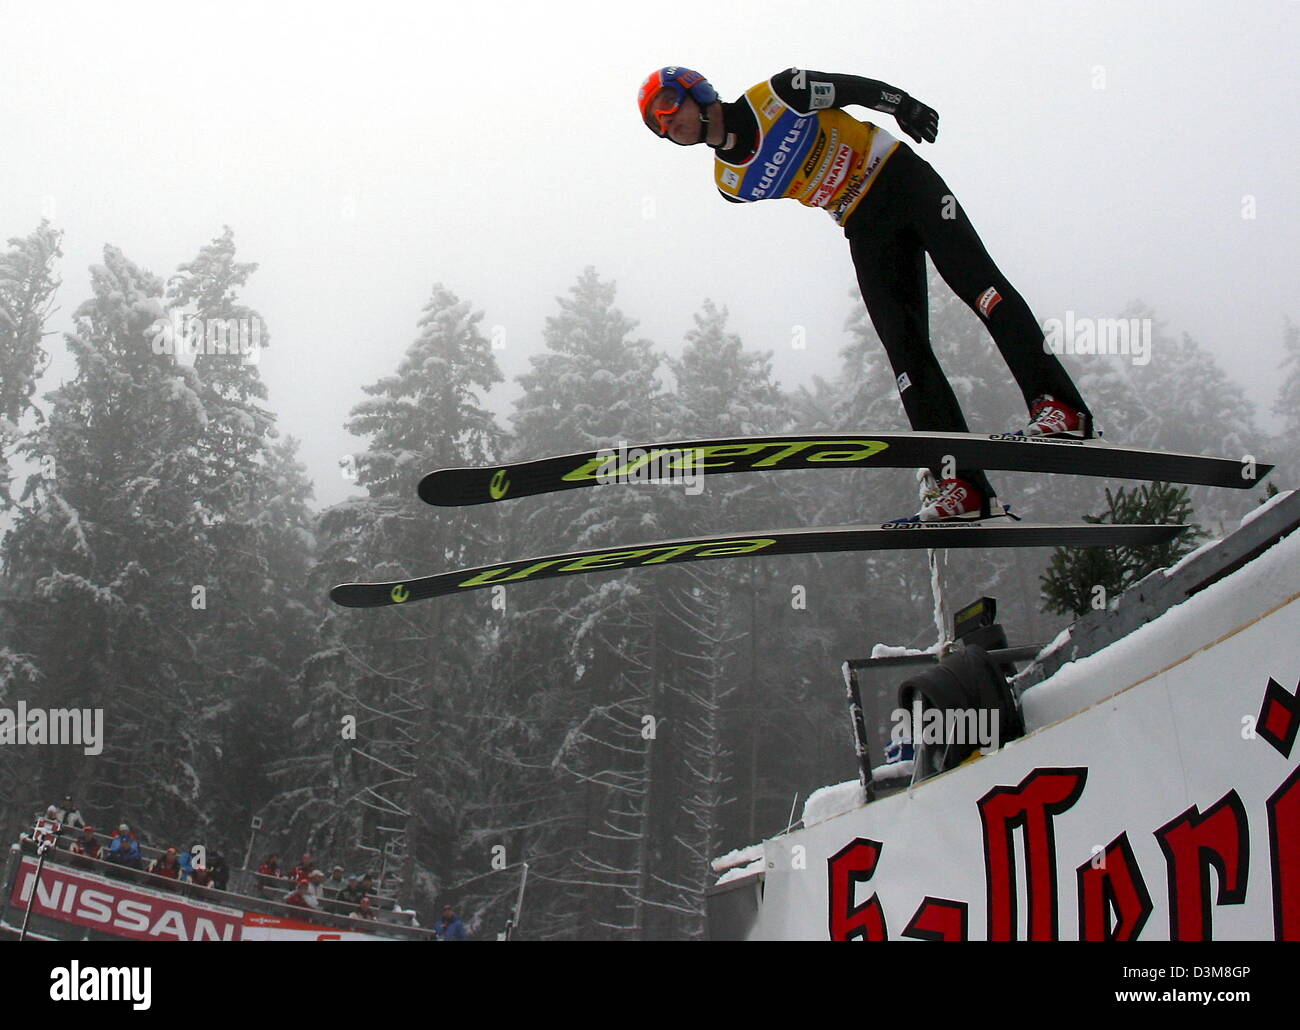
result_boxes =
[753,595,1300,940]
[11,859,245,941]
[240,913,396,941]
[9,860,403,941]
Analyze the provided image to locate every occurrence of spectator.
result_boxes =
[108,825,143,869]
[304,870,327,908]
[256,853,283,899]
[288,853,315,882]
[325,865,347,893]
[207,853,229,891]
[190,862,212,888]
[178,846,197,882]
[340,875,365,905]
[436,905,467,941]
[53,795,86,832]
[284,879,311,908]
[350,896,376,920]
[69,826,102,860]
[150,847,182,880]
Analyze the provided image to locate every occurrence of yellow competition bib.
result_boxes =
[715,78,899,227]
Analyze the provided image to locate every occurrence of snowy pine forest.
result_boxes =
[0,222,1295,939]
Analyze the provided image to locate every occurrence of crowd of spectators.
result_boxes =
[23,795,463,937]
[257,851,399,923]
[26,796,229,895]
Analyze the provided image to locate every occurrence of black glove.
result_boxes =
[895,95,939,144]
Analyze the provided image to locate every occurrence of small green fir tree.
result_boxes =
[1041,482,1203,617]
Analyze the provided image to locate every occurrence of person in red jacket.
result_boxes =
[149,847,182,880]
[637,66,1094,521]
[284,879,312,908]
[69,826,102,859]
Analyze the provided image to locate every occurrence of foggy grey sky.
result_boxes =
[2,0,1296,509]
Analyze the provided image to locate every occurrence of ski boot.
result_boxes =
[1016,395,1094,438]
[890,469,1010,523]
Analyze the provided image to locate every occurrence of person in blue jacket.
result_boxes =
[436,905,467,940]
[108,824,143,868]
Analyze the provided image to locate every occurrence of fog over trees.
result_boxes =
[1,221,1291,937]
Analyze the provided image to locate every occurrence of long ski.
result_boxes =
[418,432,1270,507]
[330,520,1188,608]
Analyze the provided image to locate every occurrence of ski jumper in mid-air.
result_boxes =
[636,66,1093,521]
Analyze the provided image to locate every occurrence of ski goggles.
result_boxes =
[638,67,716,136]
[642,84,685,136]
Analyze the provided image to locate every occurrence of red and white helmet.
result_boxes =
[637,66,718,140]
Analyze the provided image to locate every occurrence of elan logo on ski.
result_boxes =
[489,469,510,500]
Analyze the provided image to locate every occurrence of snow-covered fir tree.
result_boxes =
[161,229,318,851]
[1123,303,1264,528]
[0,221,61,509]
[3,247,225,838]
[286,282,506,921]
[498,267,664,939]
[0,233,317,859]
[651,300,789,936]
[1273,317,1300,474]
